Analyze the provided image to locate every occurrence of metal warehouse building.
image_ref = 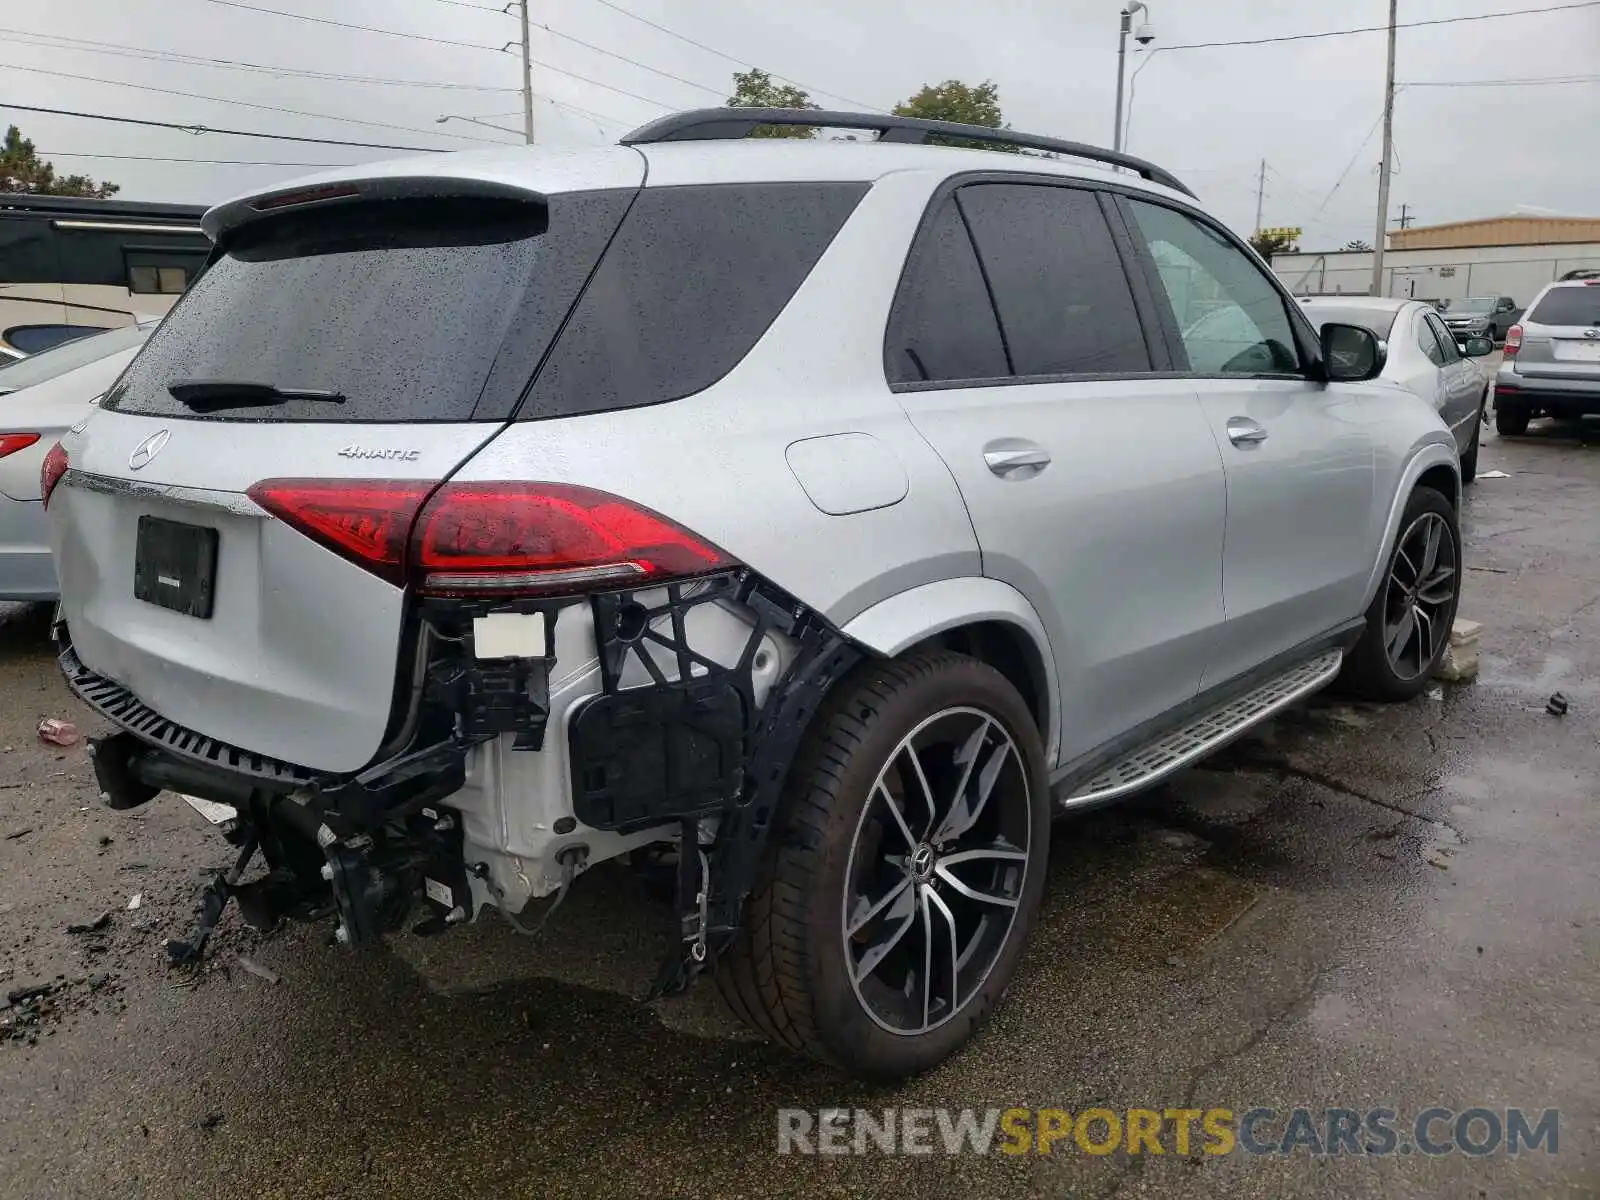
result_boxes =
[1272,215,1600,310]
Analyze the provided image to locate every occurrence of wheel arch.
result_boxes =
[1360,443,1461,611]
[840,577,1061,765]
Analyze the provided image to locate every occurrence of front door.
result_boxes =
[1118,197,1379,686]
[885,181,1227,764]
[1421,309,1484,447]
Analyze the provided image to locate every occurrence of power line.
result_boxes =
[183,0,678,109]
[40,150,352,166]
[584,0,883,110]
[0,27,518,92]
[0,62,510,144]
[0,103,448,152]
[530,21,735,101]
[537,95,633,138]
[1309,108,1388,224]
[1400,74,1600,87]
[193,0,504,53]
[1162,0,1600,51]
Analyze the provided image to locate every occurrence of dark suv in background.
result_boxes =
[1442,296,1521,345]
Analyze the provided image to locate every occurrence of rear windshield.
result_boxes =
[0,323,150,392]
[1452,297,1496,314]
[1528,286,1600,327]
[1302,305,1399,340]
[102,192,632,422]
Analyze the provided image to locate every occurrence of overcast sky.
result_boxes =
[4,0,1598,247]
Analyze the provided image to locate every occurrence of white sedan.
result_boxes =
[1300,297,1494,483]
[0,322,154,599]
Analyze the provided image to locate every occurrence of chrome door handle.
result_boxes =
[1226,417,1268,447]
[983,444,1052,477]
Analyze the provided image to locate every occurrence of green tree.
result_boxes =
[0,126,119,197]
[892,79,1017,151]
[1248,226,1301,260]
[727,68,817,139]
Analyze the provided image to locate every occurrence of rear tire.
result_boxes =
[715,651,1049,1079]
[1495,404,1529,436]
[1341,486,1461,702]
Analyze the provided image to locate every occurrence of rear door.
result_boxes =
[1512,285,1600,380]
[1118,195,1379,684]
[889,179,1227,764]
[50,175,641,773]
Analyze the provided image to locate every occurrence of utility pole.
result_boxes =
[519,0,535,145]
[1254,158,1266,233]
[1113,8,1132,153]
[1396,203,1415,229]
[1369,0,1398,296]
[1112,2,1150,154]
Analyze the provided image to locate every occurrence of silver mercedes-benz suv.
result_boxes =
[45,109,1463,1078]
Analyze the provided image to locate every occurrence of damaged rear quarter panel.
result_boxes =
[449,169,982,628]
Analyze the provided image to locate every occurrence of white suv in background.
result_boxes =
[1494,278,1600,434]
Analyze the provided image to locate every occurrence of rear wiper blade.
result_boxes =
[167,379,347,412]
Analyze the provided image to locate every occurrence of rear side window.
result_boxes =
[956,183,1151,377]
[885,197,1009,384]
[103,191,633,422]
[1417,313,1448,366]
[0,324,144,388]
[1528,286,1600,327]
[519,183,867,421]
[1423,312,1461,363]
[4,324,109,356]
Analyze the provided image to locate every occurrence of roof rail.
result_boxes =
[620,107,1194,198]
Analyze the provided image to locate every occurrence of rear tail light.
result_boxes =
[0,433,40,460]
[1503,324,1523,357]
[246,479,735,597]
[39,441,67,508]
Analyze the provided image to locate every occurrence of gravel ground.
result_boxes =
[2,414,1599,1198]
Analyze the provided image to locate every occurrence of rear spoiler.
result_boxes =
[202,176,549,243]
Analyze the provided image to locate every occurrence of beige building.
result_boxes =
[1388,215,1600,251]
[1272,215,1600,306]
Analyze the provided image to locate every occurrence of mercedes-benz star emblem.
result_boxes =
[1584,329,1600,340]
[127,429,170,471]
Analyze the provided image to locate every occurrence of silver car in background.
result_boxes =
[1301,296,1493,482]
[1493,279,1600,436]
[0,322,153,599]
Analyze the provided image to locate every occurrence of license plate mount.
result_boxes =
[133,516,218,618]
[1554,340,1600,362]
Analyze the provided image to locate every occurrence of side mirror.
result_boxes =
[1462,336,1494,357]
[1320,322,1385,382]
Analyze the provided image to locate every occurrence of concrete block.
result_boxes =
[1437,618,1482,682]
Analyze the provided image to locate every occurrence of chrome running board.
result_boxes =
[1062,648,1344,808]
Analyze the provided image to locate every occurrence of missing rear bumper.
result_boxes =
[59,570,866,990]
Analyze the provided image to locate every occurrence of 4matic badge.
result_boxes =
[337,445,421,461]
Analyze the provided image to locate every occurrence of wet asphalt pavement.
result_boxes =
[2,415,1600,1198]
